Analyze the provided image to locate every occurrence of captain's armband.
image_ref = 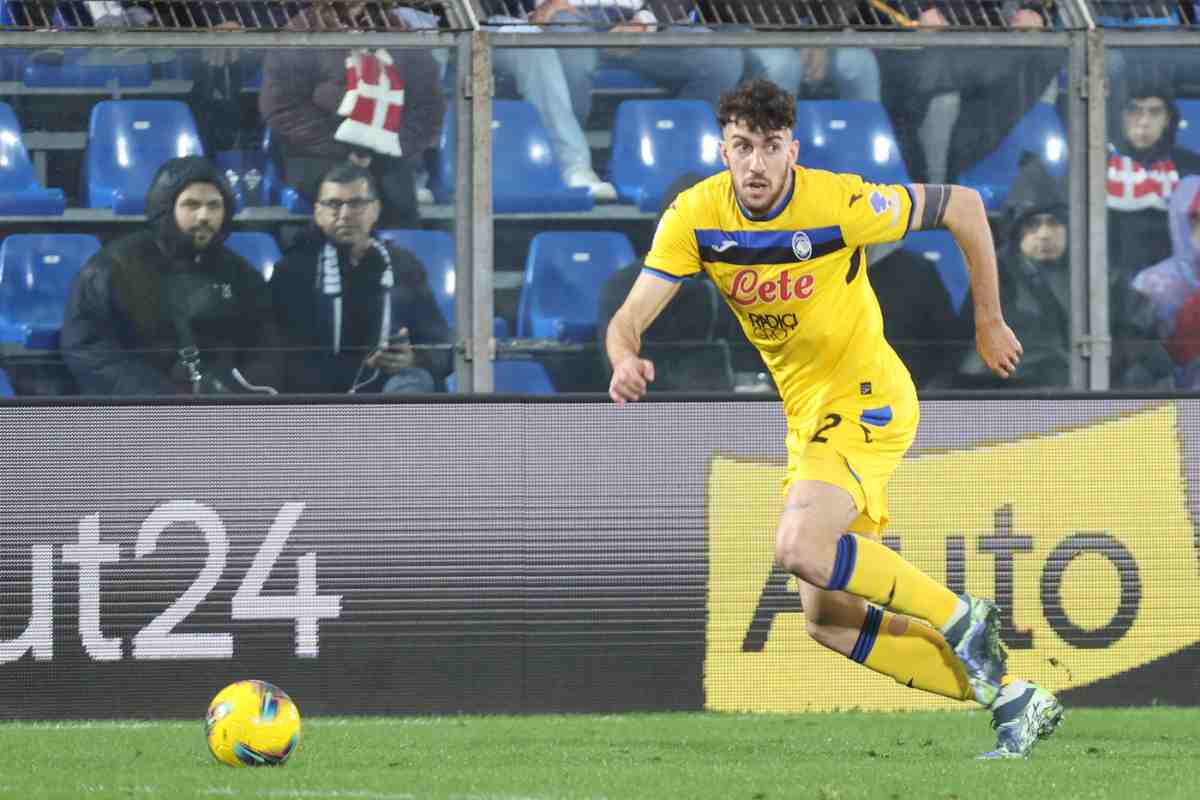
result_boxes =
[919,184,952,230]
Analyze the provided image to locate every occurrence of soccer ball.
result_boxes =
[205,680,302,767]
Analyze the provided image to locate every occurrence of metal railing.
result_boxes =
[3,0,475,30]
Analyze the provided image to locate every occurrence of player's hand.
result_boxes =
[609,356,655,404]
[976,318,1023,379]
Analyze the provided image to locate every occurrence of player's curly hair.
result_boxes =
[717,79,795,134]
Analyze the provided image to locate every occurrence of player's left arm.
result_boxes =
[909,183,1023,379]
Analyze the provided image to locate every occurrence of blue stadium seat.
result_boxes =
[1094,6,1181,27]
[607,99,724,212]
[225,232,281,281]
[23,49,152,88]
[0,234,101,347]
[0,365,13,397]
[517,231,635,341]
[446,360,555,394]
[793,100,910,186]
[956,102,1067,212]
[86,100,204,214]
[260,127,312,213]
[376,228,509,336]
[0,102,66,215]
[431,101,594,213]
[377,229,455,325]
[1176,100,1200,155]
[901,230,969,313]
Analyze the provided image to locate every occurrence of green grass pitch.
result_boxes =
[3,708,1197,799]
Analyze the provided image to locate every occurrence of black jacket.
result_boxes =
[1107,123,1200,280]
[270,230,451,393]
[61,230,281,395]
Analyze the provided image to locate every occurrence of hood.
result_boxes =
[1003,152,1067,234]
[145,156,236,261]
[1168,174,1200,265]
[1111,75,1181,162]
[1128,175,1200,333]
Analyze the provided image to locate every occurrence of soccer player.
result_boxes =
[606,79,1064,759]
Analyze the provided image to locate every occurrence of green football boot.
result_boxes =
[944,595,1007,707]
[978,681,1065,759]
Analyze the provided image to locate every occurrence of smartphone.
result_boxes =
[387,331,410,348]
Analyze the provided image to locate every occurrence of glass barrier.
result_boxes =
[485,42,1071,394]
[1106,46,1200,390]
[0,43,456,398]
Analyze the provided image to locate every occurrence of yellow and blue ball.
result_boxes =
[205,680,301,767]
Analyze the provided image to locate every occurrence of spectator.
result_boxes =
[61,156,281,395]
[258,1,445,226]
[690,1,881,102]
[879,1,1062,184]
[1107,73,1200,281]
[959,155,1069,387]
[270,164,451,394]
[868,242,970,389]
[597,263,733,390]
[535,1,743,137]
[747,45,880,104]
[479,1,618,200]
[597,171,738,391]
[1131,175,1200,386]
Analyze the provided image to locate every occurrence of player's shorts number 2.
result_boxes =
[809,412,873,445]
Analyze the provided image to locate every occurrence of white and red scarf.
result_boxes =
[1107,151,1180,212]
[335,49,406,157]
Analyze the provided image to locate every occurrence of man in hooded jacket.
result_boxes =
[983,154,1072,388]
[1107,73,1200,281]
[61,155,282,395]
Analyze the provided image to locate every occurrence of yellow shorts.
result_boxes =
[783,395,919,538]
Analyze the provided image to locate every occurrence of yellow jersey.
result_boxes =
[643,166,916,423]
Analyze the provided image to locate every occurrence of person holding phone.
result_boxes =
[270,163,451,394]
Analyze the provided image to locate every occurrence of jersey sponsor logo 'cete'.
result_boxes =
[728,268,814,307]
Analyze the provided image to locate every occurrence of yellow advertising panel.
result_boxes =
[706,403,1200,712]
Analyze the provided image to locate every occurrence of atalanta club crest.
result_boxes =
[791,231,813,261]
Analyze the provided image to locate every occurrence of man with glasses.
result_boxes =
[270,164,450,393]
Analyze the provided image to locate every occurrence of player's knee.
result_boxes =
[804,618,841,651]
[773,531,831,586]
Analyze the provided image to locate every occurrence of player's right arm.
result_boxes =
[607,272,681,404]
[608,198,702,404]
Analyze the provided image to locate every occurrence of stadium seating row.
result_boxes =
[1,93,1100,217]
[0,227,644,348]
